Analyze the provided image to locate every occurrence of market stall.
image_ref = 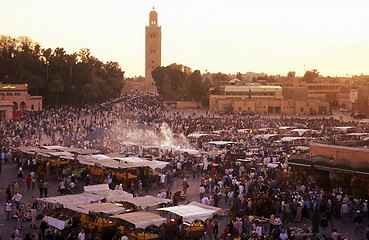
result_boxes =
[156,202,221,222]
[112,212,166,240]
[122,195,171,211]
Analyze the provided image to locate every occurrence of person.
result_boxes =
[11,226,20,238]
[78,229,85,240]
[43,180,50,198]
[182,178,189,195]
[12,192,22,209]
[38,180,44,198]
[5,199,13,220]
[6,185,12,201]
[58,179,66,195]
[279,228,288,240]
[85,174,90,186]
[16,207,23,230]
[213,221,219,240]
[206,219,214,240]
[121,233,128,240]
[199,185,206,201]
[137,180,143,196]
[30,205,37,229]
[26,175,32,190]
[55,230,65,240]
[353,210,363,236]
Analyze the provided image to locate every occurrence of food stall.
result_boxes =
[78,203,126,240]
[157,202,221,239]
[122,195,171,211]
[112,212,166,240]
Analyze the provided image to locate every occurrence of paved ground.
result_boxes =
[0,161,367,239]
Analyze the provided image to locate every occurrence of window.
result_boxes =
[300,107,304,112]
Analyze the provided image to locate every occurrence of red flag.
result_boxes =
[4,75,8,79]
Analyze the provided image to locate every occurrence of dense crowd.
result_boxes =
[1,93,369,240]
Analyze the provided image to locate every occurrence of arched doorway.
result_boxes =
[20,102,26,110]
[13,102,18,110]
[31,105,34,110]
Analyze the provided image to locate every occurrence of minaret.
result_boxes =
[145,7,161,92]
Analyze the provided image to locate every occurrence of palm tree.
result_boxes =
[49,75,64,105]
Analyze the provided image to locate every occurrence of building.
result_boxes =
[145,7,161,92]
[209,84,329,115]
[0,83,42,121]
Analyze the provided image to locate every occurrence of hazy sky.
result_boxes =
[1,0,369,77]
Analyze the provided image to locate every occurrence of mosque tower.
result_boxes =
[145,7,161,92]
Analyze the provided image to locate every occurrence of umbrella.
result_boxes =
[86,128,110,140]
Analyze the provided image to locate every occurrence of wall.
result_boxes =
[163,101,202,109]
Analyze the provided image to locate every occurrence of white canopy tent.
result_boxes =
[111,212,167,228]
[90,190,133,202]
[84,184,110,192]
[157,202,221,222]
[38,193,104,207]
[281,137,306,142]
[208,141,236,145]
[123,195,171,209]
[77,202,126,215]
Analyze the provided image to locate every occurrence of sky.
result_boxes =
[1,0,369,77]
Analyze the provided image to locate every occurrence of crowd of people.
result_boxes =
[0,93,369,240]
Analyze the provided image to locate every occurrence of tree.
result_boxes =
[152,64,209,106]
[49,75,64,105]
[0,35,125,106]
[303,69,319,83]
[287,71,295,78]
[236,72,243,81]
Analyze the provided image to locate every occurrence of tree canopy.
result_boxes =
[152,64,209,106]
[0,35,125,105]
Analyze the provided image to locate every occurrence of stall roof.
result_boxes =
[111,212,166,228]
[187,133,214,139]
[38,193,104,207]
[89,190,133,202]
[157,202,221,222]
[114,157,168,170]
[123,196,171,209]
[173,148,200,155]
[208,141,236,145]
[41,145,67,150]
[84,184,110,192]
[281,137,306,142]
[254,134,279,140]
[77,202,125,215]
[290,129,317,136]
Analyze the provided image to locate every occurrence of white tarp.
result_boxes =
[187,133,213,139]
[254,134,279,140]
[123,195,171,209]
[89,190,133,202]
[208,141,235,145]
[39,193,104,207]
[77,202,125,215]
[43,216,70,230]
[157,202,221,222]
[281,137,306,142]
[115,157,168,170]
[111,212,166,228]
[84,184,110,192]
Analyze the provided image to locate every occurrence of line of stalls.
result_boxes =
[15,146,173,189]
[38,184,221,240]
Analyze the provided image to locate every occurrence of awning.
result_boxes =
[123,196,171,209]
[38,193,104,207]
[157,202,221,222]
[77,202,125,215]
[111,212,166,228]
[84,184,110,192]
[89,190,133,202]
